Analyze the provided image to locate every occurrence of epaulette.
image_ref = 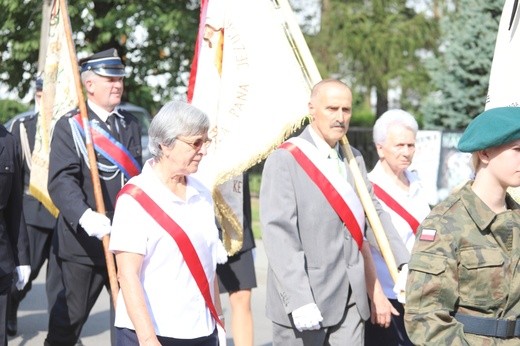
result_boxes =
[430,192,461,216]
[63,108,80,118]
[16,112,37,123]
[115,107,137,119]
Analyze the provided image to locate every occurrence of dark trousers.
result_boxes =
[45,257,112,346]
[0,273,13,346]
[116,327,219,346]
[365,298,413,346]
[8,225,52,319]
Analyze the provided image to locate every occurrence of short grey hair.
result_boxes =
[148,100,210,159]
[373,109,418,145]
[80,70,96,85]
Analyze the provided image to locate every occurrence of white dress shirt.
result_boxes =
[368,161,431,299]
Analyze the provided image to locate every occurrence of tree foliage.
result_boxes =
[0,100,29,124]
[306,0,439,117]
[420,0,503,130]
[0,0,200,115]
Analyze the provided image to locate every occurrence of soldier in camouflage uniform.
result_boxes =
[404,107,520,345]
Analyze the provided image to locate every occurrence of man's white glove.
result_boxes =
[217,323,226,346]
[79,208,111,240]
[291,303,323,332]
[393,264,408,304]
[15,265,31,291]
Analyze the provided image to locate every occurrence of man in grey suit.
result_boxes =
[260,79,409,345]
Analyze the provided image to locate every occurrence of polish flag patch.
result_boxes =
[419,228,437,242]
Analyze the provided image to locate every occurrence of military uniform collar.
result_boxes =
[308,125,341,159]
[459,182,520,232]
[459,182,497,231]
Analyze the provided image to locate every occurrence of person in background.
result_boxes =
[45,48,142,346]
[260,79,409,345]
[365,109,430,346]
[0,124,30,345]
[405,106,520,344]
[217,171,257,346]
[6,76,58,337]
[109,100,227,345]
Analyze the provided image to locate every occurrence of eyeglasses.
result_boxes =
[176,136,212,150]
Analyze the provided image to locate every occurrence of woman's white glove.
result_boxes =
[216,240,228,264]
[79,208,111,240]
[393,264,408,304]
[15,265,31,290]
[217,322,226,345]
[292,303,323,332]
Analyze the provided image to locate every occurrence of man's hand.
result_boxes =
[393,264,408,304]
[15,265,31,290]
[370,288,399,328]
[79,208,111,240]
[291,303,323,332]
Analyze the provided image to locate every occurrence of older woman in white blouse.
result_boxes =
[109,101,227,346]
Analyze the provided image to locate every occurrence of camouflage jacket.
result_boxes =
[405,181,520,345]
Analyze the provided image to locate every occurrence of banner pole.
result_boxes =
[276,0,400,281]
[58,0,119,308]
[339,136,399,283]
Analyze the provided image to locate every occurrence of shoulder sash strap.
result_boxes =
[72,114,141,179]
[117,184,224,328]
[19,121,32,170]
[371,182,420,234]
[279,139,364,249]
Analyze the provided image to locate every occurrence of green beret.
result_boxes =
[458,107,520,152]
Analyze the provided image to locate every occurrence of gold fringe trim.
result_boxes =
[213,114,309,187]
[28,185,59,218]
[211,115,308,255]
[213,187,244,256]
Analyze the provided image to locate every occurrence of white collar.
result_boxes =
[308,125,339,158]
[87,100,122,122]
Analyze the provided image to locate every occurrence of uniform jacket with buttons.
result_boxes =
[405,181,520,345]
[0,125,30,276]
[48,105,142,266]
[10,114,56,230]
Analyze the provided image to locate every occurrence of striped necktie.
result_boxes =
[106,114,120,141]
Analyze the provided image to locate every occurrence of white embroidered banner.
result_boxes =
[188,0,321,254]
[30,0,79,216]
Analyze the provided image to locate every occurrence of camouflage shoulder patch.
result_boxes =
[419,228,437,242]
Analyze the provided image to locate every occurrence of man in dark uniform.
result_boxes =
[6,77,58,337]
[45,48,142,346]
[0,124,30,345]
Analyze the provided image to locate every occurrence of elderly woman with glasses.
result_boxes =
[109,100,227,346]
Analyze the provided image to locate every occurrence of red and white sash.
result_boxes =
[116,184,224,328]
[280,137,365,249]
[371,182,420,234]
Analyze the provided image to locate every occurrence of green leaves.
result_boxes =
[421,0,502,130]
[307,0,439,117]
[0,0,199,113]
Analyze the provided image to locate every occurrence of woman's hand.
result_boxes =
[370,289,399,328]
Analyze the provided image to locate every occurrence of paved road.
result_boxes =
[8,241,273,346]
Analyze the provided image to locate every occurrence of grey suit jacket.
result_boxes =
[260,126,409,327]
